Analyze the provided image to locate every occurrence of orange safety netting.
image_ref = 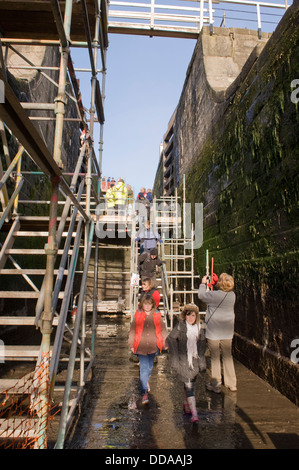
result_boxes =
[0,356,60,449]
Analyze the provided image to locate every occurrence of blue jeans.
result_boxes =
[138,352,157,394]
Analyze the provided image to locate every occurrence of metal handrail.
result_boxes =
[130,210,139,319]
[109,0,213,33]
[159,240,171,328]
[108,0,288,38]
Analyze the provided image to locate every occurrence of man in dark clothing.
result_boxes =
[138,248,163,282]
[146,189,153,203]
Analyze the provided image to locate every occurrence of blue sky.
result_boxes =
[73,34,196,195]
[99,34,196,194]
[72,0,289,196]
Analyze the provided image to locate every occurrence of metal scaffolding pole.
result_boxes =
[38,175,60,449]
[51,0,73,168]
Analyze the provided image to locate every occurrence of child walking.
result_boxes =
[167,304,206,423]
[129,294,168,404]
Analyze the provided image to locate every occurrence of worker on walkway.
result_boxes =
[113,178,127,215]
[167,304,206,423]
[135,192,150,225]
[105,185,116,215]
[101,176,107,192]
[137,187,146,199]
[128,294,168,405]
[135,220,162,254]
[198,273,237,393]
[146,188,153,203]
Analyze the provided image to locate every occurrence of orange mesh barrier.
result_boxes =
[0,356,60,449]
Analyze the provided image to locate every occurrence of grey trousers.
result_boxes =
[207,338,237,389]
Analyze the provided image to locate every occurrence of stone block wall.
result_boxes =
[155,3,299,404]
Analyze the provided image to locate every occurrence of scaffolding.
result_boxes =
[0,0,108,449]
[152,175,203,329]
[128,174,203,330]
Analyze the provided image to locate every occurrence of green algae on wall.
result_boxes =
[174,6,299,404]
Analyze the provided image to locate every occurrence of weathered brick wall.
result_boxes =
[155,3,299,404]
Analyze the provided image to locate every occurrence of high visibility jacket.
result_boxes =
[106,187,115,208]
[113,181,127,205]
[133,309,164,354]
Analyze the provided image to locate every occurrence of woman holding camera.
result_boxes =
[198,273,237,393]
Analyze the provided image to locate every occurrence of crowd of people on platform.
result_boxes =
[101,180,154,222]
[101,177,133,215]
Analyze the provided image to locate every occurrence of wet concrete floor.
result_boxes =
[65,315,299,451]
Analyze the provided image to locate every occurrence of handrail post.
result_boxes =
[52,0,73,168]
[257,3,262,38]
[13,148,22,215]
[199,0,204,31]
[150,0,155,29]
[38,174,60,449]
[55,220,94,449]
[209,0,214,34]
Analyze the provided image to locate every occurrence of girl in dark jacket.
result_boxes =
[167,304,206,423]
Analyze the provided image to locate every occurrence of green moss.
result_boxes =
[178,21,299,351]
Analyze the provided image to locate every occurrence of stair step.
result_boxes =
[0,291,64,298]
[14,231,77,237]
[0,316,59,326]
[0,378,78,394]
[5,249,73,255]
[0,372,34,394]
[0,269,68,275]
[2,346,52,361]
[0,418,39,439]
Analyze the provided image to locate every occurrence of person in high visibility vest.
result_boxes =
[113,178,127,215]
[105,185,115,214]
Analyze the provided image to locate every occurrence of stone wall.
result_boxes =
[83,240,131,310]
[0,46,82,314]
[155,3,299,404]
[4,45,81,184]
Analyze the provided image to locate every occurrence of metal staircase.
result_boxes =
[0,0,108,449]
[129,178,202,329]
[0,139,99,448]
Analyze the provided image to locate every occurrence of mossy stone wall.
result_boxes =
[161,3,299,403]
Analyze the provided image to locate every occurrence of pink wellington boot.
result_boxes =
[187,396,199,423]
[183,391,191,414]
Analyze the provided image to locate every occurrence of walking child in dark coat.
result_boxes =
[137,248,163,283]
[167,304,206,423]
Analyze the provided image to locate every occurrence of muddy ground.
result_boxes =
[61,315,299,451]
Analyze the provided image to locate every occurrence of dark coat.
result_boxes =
[138,252,163,278]
[167,320,206,382]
